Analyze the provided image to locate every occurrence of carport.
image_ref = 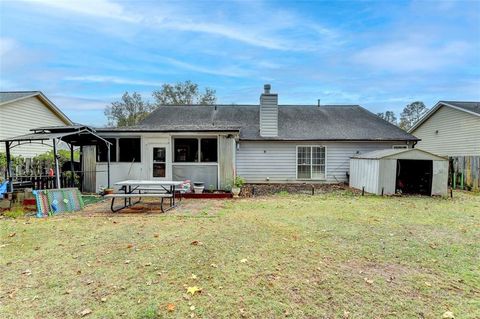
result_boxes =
[2,125,112,193]
[349,148,449,196]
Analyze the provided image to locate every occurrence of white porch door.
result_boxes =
[148,144,168,180]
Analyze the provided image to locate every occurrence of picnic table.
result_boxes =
[104,180,183,213]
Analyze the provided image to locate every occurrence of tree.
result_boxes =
[105,92,153,127]
[376,111,397,125]
[152,80,216,106]
[399,101,428,130]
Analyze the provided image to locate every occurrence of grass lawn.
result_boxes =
[1,191,479,318]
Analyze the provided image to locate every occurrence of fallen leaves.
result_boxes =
[240,258,248,263]
[21,269,32,276]
[186,286,202,295]
[190,274,197,280]
[166,303,176,312]
[79,308,92,317]
[124,260,131,264]
[363,277,374,285]
[442,311,455,319]
[8,232,16,238]
[191,240,203,246]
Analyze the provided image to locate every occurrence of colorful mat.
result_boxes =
[33,188,84,218]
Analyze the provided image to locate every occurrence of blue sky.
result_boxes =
[1,0,479,126]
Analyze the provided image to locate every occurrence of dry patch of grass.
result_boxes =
[0,192,479,318]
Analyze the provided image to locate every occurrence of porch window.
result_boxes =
[297,146,326,180]
[119,138,141,162]
[201,138,218,162]
[96,138,116,162]
[174,137,217,163]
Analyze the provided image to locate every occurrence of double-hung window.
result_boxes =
[297,146,326,180]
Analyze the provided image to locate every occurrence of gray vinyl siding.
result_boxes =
[0,96,69,157]
[259,94,278,137]
[411,106,480,156]
[236,141,403,183]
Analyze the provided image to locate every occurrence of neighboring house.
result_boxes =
[409,101,480,157]
[0,91,73,157]
[92,85,418,191]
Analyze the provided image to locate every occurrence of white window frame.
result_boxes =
[96,136,142,163]
[295,145,327,180]
[172,136,219,164]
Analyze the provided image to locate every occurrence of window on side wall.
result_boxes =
[119,138,141,162]
[297,146,326,180]
[174,137,218,163]
[96,138,117,162]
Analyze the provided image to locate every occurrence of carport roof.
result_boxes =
[0,125,112,146]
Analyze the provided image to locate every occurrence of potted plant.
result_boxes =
[231,176,245,198]
[193,182,205,194]
[100,186,114,195]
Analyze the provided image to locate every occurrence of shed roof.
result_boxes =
[352,148,447,160]
[104,104,418,141]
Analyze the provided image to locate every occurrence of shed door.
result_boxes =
[396,159,432,195]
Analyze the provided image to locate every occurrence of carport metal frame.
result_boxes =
[1,125,112,193]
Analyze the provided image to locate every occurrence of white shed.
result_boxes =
[349,148,449,196]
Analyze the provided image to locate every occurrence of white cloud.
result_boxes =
[353,40,471,72]
[0,37,16,57]
[22,0,140,22]
[20,0,338,51]
[157,57,252,77]
[50,94,109,111]
[64,75,163,87]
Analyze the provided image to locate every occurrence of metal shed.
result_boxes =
[349,148,449,196]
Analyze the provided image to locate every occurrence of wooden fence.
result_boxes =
[450,156,480,191]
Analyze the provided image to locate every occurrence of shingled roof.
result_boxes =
[0,91,40,104]
[99,104,418,141]
[439,101,480,115]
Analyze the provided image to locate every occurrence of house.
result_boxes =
[408,101,480,157]
[408,101,480,190]
[91,84,419,191]
[0,91,73,157]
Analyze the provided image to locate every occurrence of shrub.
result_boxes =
[234,176,245,188]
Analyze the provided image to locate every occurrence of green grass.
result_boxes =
[82,195,104,206]
[1,191,479,318]
[2,206,26,219]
